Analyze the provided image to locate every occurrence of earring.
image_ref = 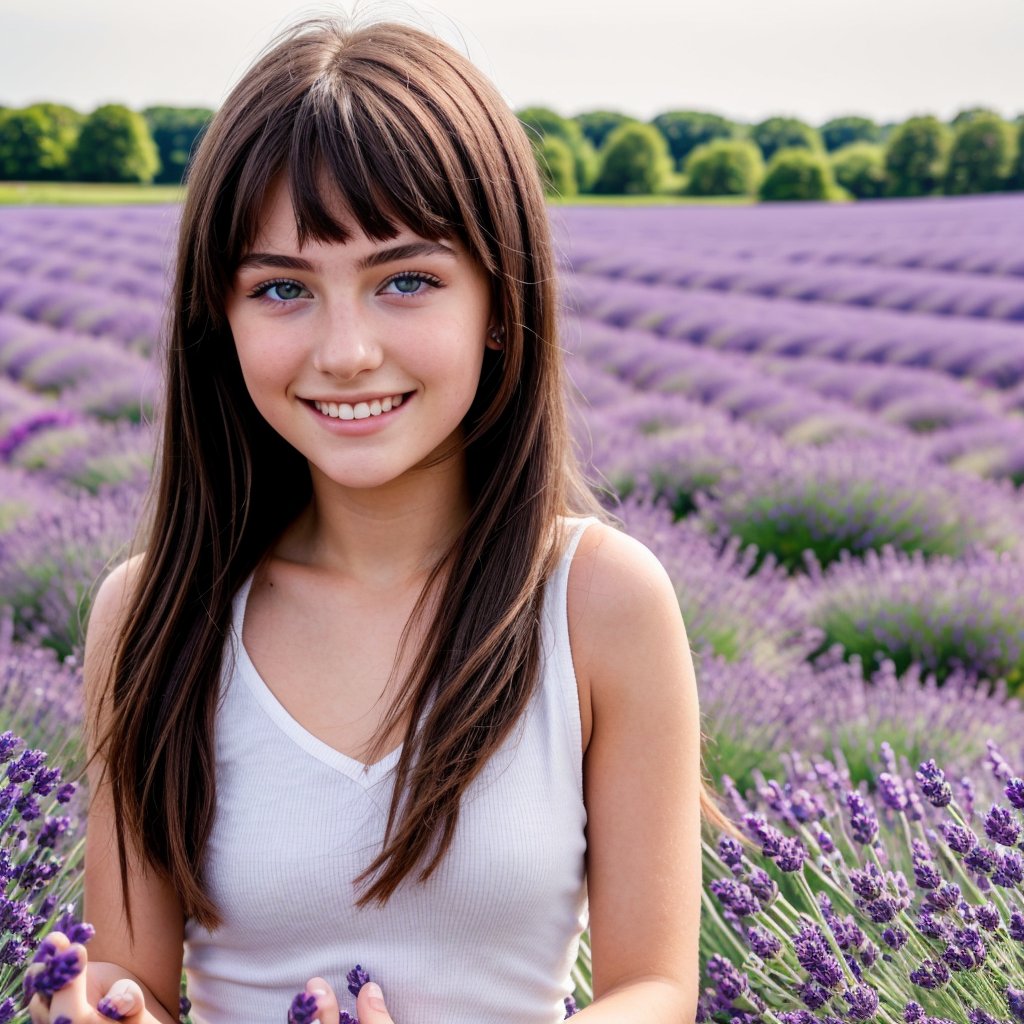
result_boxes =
[487,326,505,350]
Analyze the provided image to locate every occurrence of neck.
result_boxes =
[278,454,471,590]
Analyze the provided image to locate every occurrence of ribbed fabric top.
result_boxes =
[182,517,597,1024]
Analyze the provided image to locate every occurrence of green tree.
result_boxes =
[651,110,736,170]
[591,122,673,195]
[820,115,881,153]
[574,110,634,150]
[516,106,596,192]
[535,135,577,198]
[830,142,887,199]
[950,106,1003,129]
[683,139,764,196]
[142,106,213,184]
[884,115,951,197]
[749,116,823,164]
[943,112,1017,194]
[68,104,160,183]
[1008,119,1024,190]
[0,103,82,180]
[758,147,842,202]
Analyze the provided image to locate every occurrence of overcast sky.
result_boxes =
[1,0,1021,125]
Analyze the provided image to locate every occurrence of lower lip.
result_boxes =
[303,394,413,435]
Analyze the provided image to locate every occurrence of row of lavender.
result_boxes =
[2,197,1024,1020]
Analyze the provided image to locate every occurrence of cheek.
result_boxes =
[232,327,295,393]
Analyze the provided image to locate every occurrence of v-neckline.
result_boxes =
[231,571,404,786]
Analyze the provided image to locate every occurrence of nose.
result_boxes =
[311,303,384,380]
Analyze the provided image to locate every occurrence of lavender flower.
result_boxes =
[917,761,954,808]
[1006,779,1024,810]
[23,947,82,1000]
[1007,989,1024,1023]
[846,790,880,845]
[346,965,370,998]
[710,879,760,918]
[844,983,880,1020]
[286,993,318,1024]
[984,805,1020,846]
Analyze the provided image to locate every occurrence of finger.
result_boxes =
[356,982,395,1024]
[27,991,50,1024]
[305,977,338,1024]
[98,978,146,1020]
[35,931,71,960]
[48,943,91,1022]
[24,963,48,1008]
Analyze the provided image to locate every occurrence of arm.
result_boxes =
[29,557,186,1024]
[567,523,702,1021]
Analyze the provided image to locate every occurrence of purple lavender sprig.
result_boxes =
[287,966,369,1024]
[701,744,1024,1021]
[0,728,85,1014]
[284,966,583,1022]
[346,965,370,998]
[22,916,93,1003]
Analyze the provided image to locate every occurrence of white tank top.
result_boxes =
[182,517,597,1024]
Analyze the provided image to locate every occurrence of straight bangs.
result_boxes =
[189,27,517,332]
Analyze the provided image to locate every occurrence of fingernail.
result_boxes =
[310,988,327,997]
[365,982,386,1011]
[97,996,127,1020]
[99,983,136,1018]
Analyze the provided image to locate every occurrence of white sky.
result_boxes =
[1,0,1021,125]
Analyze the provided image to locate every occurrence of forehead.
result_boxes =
[248,172,447,254]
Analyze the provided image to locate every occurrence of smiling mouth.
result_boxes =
[308,393,411,420]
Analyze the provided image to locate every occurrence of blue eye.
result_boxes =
[381,272,443,296]
[247,279,309,303]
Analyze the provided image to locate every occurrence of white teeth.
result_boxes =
[312,394,407,420]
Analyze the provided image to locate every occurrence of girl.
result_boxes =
[29,14,718,1024]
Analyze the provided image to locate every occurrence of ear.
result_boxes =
[485,325,505,351]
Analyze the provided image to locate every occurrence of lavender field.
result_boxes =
[3,194,1024,1021]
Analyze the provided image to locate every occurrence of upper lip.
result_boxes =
[305,391,410,404]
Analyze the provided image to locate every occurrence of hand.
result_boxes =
[299,976,396,1024]
[26,931,149,1024]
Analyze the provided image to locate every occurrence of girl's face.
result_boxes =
[225,175,496,496]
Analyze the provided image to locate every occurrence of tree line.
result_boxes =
[2,101,1022,200]
[525,107,1024,200]
[0,103,210,185]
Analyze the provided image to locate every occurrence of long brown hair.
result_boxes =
[88,14,736,936]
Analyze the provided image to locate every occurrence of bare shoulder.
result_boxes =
[566,522,694,749]
[89,552,147,631]
[567,521,685,664]
[84,553,147,706]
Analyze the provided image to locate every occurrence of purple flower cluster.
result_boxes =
[798,541,1024,687]
[700,743,1024,1021]
[696,643,1024,803]
[284,965,581,1022]
[0,723,82,1014]
[0,481,142,659]
[693,433,1024,570]
[616,497,823,674]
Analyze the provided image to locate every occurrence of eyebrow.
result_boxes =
[235,241,459,274]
